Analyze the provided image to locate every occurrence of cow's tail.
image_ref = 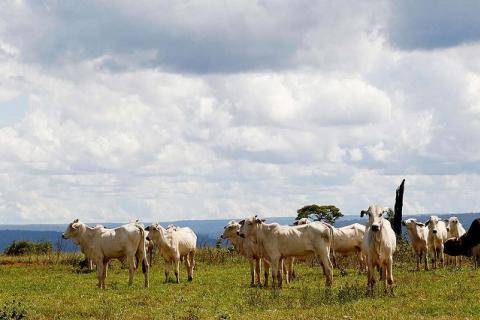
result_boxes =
[135,224,149,273]
[323,222,335,265]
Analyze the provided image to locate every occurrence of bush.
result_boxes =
[0,300,26,320]
[3,240,52,256]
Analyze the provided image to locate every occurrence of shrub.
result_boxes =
[0,300,26,320]
[3,240,52,256]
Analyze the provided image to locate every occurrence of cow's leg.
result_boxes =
[164,259,171,283]
[287,257,294,282]
[318,251,333,287]
[281,258,288,284]
[382,261,388,291]
[88,259,94,271]
[366,258,375,292]
[416,252,420,271]
[423,250,429,271]
[255,259,261,286]
[439,246,445,268]
[184,255,191,282]
[188,251,195,281]
[141,254,149,288]
[278,258,284,288]
[101,259,110,289]
[127,255,136,287]
[387,256,394,294]
[174,259,180,283]
[248,259,255,287]
[96,259,104,289]
[270,255,280,289]
[263,259,270,288]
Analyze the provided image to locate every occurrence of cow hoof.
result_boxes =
[188,276,193,282]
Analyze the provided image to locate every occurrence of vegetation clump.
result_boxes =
[3,240,52,256]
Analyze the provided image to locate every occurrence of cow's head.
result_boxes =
[402,218,425,231]
[237,215,265,239]
[145,223,161,241]
[62,219,84,241]
[446,217,459,233]
[425,216,441,234]
[360,205,387,232]
[221,220,240,240]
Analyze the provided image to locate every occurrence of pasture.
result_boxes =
[0,246,479,320]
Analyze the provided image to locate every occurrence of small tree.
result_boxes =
[295,204,344,225]
[385,208,394,225]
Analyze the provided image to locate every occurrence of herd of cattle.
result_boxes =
[61,205,480,292]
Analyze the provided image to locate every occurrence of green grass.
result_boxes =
[0,249,479,319]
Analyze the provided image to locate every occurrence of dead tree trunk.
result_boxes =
[393,179,405,237]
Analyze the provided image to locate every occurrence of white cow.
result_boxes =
[425,215,448,269]
[331,223,366,272]
[238,216,333,289]
[146,223,196,283]
[445,216,466,267]
[221,221,270,287]
[402,218,429,271]
[361,205,396,293]
[62,219,149,289]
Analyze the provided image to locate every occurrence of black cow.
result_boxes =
[444,218,480,257]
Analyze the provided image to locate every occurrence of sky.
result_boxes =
[1,0,480,224]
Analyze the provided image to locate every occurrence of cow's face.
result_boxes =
[221,221,240,240]
[237,216,265,239]
[425,216,441,234]
[145,224,161,241]
[62,219,83,240]
[402,218,424,231]
[446,217,459,232]
[360,205,386,232]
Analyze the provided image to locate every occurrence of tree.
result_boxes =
[295,204,344,225]
[393,179,405,236]
[385,207,394,225]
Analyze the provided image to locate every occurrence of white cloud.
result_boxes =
[0,1,480,224]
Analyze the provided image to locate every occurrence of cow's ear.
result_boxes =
[71,223,79,230]
[425,220,430,226]
[360,210,367,218]
[401,221,406,226]
[73,218,79,223]
[416,223,425,227]
[239,219,245,226]
[255,218,264,224]
[145,226,150,231]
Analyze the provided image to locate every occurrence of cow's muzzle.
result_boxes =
[146,236,151,241]
[371,225,380,232]
[433,230,437,234]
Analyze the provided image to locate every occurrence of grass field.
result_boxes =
[0,247,479,319]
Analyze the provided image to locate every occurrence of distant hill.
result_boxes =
[0,213,478,252]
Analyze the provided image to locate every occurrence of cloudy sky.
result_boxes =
[1,0,480,224]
